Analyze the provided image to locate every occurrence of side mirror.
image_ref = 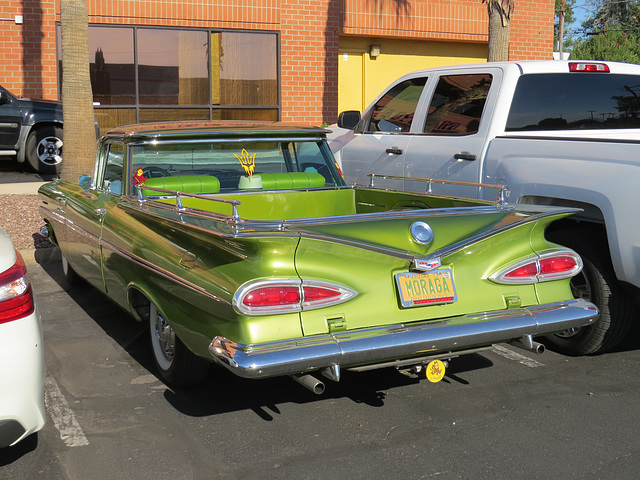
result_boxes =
[0,91,9,106]
[337,110,361,130]
[78,175,92,192]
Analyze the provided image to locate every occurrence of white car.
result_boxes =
[0,227,45,447]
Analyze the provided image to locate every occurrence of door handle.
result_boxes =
[385,147,403,155]
[454,151,477,161]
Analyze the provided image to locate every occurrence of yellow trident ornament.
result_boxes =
[235,149,257,178]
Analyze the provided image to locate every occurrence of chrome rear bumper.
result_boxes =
[208,298,598,379]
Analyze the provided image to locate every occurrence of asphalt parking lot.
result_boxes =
[2,169,640,479]
[1,249,640,479]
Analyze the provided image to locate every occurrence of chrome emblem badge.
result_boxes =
[410,221,434,245]
[412,257,442,272]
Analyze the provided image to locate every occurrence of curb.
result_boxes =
[2,182,47,195]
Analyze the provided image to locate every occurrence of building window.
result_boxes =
[57,26,280,132]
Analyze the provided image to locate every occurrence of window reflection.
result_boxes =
[212,32,278,106]
[138,29,209,105]
[507,74,640,131]
[89,26,135,105]
[58,26,280,129]
[364,78,426,133]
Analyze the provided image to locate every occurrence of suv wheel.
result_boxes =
[26,126,63,174]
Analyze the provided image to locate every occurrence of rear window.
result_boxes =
[506,73,640,131]
[129,139,344,192]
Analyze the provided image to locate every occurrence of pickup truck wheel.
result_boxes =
[26,126,63,174]
[544,230,634,355]
[149,303,209,386]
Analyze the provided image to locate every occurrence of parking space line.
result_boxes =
[491,344,545,368]
[44,371,89,447]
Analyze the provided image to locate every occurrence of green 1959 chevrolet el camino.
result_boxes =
[39,121,598,391]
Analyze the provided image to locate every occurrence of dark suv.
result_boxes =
[0,85,63,174]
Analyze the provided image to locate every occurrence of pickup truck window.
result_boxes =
[506,73,640,131]
[423,74,492,135]
[364,78,427,133]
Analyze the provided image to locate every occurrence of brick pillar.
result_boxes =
[280,0,340,125]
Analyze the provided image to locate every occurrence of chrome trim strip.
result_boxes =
[367,174,510,204]
[208,298,599,379]
[40,205,228,305]
[100,239,229,305]
[127,135,326,147]
[120,196,579,264]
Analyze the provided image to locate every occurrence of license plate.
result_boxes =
[395,269,457,308]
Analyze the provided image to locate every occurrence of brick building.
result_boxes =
[1,0,554,131]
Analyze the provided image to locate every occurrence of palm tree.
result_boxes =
[484,0,515,61]
[59,0,97,181]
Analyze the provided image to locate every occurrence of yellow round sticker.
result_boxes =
[426,360,446,383]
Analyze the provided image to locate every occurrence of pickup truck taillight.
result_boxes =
[490,250,583,284]
[0,250,35,324]
[569,62,610,72]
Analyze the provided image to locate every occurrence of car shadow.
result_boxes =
[162,351,494,420]
[36,252,496,419]
[0,433,38,466]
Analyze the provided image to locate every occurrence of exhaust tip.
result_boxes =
[291,374,325,395]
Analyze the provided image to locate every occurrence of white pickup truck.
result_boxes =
[329,60,640,356]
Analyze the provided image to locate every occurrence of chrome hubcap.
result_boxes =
[37,136,63,166]
[153,310,175,362]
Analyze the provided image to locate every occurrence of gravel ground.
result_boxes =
[0,194,54,251]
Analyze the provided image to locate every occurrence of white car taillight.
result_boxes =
[490,249,583,284]
[234,279,357,315]
[0,250,35,324]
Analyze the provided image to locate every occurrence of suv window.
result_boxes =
[506,73,640,131]
[423,74,492,135]
[362,78,427,133]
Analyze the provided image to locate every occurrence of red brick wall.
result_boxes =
[341,0,487,43]
[341,0,555,61]
[280,0,340,123]
[1,0,554,124]
[510,0,555,60]
[0,0,58,99]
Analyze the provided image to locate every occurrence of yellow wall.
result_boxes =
[338,37,487,114]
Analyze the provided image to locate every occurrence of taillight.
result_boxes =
[0,250,35,324]
[569,62,610,72]
[490,249,583,284]
[234,279,357,315]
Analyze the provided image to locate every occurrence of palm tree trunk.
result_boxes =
[60,0,97,181]
[487,8,511,61]
[485,0,514,62]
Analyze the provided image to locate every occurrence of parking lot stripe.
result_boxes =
[44,371,89,447]
[491,344,545,368]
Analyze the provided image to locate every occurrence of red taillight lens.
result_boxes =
[302,285,342,303]
[235,280,357,315]
[504,262,538,279]
[539,255,578,276]
[491,250,583,284]
[242,286,301,308]
[0,250,35,324]
[569,62,610,72]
